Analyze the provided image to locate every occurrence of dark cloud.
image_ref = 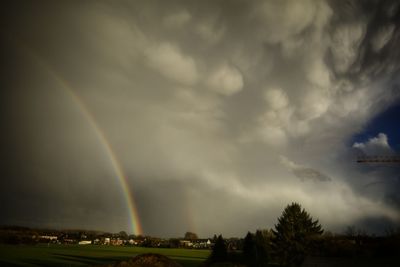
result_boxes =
[292,168,332,182]
[280,156,332,182]
[1,0,399,236]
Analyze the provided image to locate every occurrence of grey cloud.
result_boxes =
[292,169,332,182]
[1,0,400,236]
[280,156,332,182]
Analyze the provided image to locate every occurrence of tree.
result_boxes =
[184,231,198,240]
[119,231,128,239]
[168,238,180,248]
[212,234,218,243]
[243,232,257,266]
[272,203,323,266]
[242,231,269,267]
[208,235,227,263]
[254,230,269,266]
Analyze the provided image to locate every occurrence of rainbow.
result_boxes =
[18,43,143,235]
[59,83,144,235]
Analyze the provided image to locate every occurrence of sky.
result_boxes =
[0,0,400,238]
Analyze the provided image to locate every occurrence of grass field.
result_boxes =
[0,244,210,267]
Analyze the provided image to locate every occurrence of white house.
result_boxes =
[78,240,92,245]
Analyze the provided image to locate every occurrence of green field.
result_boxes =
[0,244,210,267]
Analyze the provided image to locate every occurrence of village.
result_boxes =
[1,226,241,249]
[36,233,215,248]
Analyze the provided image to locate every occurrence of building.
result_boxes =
[78,240,92,245]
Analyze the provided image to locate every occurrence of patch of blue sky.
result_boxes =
[350,101,400,152]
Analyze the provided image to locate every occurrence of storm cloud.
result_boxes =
[1,0,400,237]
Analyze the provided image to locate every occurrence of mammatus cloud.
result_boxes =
[207,64,243,96]
[371,24,396,52]
[255,0,318,44]
[163,10,192,29]
[145,42,198,85]
[1,0,400,236]
[196,17,225,45]
[264,88,289,111]
[330,23,366,74]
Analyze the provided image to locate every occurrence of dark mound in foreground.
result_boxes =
[111,253,182,267]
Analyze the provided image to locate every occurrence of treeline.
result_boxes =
[0,226,39,245]
[0,227,214,248]
[0,226,115,245]
[205,203,400,267]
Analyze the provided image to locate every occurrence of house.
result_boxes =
[39,235,58,241]
[63,238,76,244]
[180,240,193,247]
[128,239,138,245]
[110,238,124,246]
[38,235,58,243]
[192,239,212,249]
[78,240,92,245]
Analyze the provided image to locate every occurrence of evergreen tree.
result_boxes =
[254,230,269,266]
[272,203,323,266]
[209,234,228,263]
[243,232,257,266]
[242,231,269,267]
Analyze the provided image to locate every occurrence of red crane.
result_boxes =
[356,155,400,163]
